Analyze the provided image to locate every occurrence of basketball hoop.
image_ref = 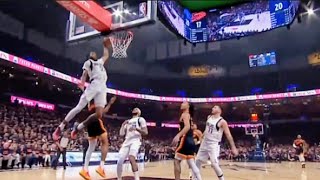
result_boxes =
[109,31,133,59]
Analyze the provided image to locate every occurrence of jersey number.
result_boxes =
[208,126,214,134]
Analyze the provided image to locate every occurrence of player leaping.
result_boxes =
[194,105,238,180]
[53,38,111,141]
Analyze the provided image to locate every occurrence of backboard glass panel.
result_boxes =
[245,124,264,136]
[66,0,156,42]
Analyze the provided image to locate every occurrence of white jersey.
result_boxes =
[123,117,147,146]
[82,58,107,84]
[202,116,224,146]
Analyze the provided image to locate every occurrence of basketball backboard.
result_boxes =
[66,0,157,42]
[245,124,264,136]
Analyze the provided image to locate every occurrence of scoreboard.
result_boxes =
[158,0,299,43]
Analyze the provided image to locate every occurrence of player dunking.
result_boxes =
[293,135,307,168]
[172,102,202,180]
[194,105,238,180]
[78,96,116,180]
[117,108,148,180]
[53,38,111,141]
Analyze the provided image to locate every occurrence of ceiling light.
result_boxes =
[113,9,122,17]
[307,9,314,15]
[124,9,129,14]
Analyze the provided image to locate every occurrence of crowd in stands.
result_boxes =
[0,102,320,171]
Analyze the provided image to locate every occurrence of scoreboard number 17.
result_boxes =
[196,21,202,28]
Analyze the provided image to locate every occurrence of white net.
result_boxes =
[109,31,133,59]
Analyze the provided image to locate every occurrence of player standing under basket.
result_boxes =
[172,102,202,180]
[117,108,148,180]
[52,38,111,140]
[194,105,238,180]
[79,96,116,180]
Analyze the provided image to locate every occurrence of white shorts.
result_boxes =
[196,143,220,164]
[82,81,107,107]
[119,142,141,158]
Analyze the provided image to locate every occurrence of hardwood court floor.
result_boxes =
[0,160,318,180]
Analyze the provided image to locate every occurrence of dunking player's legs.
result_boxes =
[53,95,88,139]
[77,107,103,132]
[73,92,110,139]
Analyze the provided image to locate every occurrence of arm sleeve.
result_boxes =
[120,124,126,136]
[139,118,147,128]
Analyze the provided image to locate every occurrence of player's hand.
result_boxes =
[78,82,85,91]
[109,96,117,104]
[103,37,111,48]
[172,135,180,146]
[122,120,129,125]
[231,147,239,156]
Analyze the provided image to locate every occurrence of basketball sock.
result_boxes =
[84,139,97,171]
[133,171,140,180]
[100,161,104,168]
[58,123,65,131]
[77,123,85,131]
[211,162,224,180]
[187,159,202,180]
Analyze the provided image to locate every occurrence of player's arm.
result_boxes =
[135,118,148,136]
[196,130,203,142]
[78,70,88,91]
[103,96,117,114]
[101,38,110,64]
[177,113,191,138]
[220,119,238,155]
[293,140,297,148]
[79,61,90,90]
[119,120,128,137]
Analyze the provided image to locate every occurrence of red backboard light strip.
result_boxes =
[56,0,112,32]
